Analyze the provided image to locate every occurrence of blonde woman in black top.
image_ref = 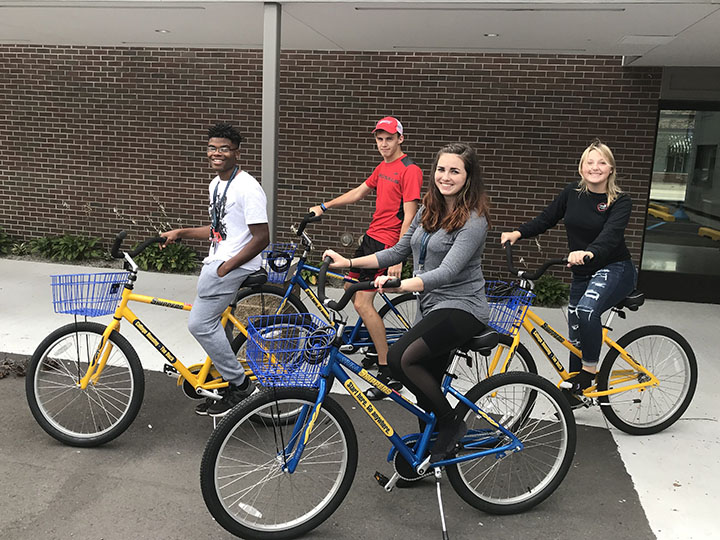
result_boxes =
[501,140,637,404]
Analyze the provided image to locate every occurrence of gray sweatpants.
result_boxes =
[188,260,253,386]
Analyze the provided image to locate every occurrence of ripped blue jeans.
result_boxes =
[568,259,637,372]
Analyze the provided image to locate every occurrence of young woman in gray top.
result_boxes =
[325,142,491,463]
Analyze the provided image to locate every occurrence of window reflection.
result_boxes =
[643,108,720,278]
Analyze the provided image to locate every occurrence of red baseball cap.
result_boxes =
[372,116,403,136]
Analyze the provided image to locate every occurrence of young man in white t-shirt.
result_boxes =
[161,122,269,417]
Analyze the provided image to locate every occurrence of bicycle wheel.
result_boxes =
[201,388,358,540]
[446,371,576,515]
[378,292,418,344]
[26,321,144,447]
[453,333,537,395]
[231,284,308,332]
[230,284,308,365]
[597,325,697,435]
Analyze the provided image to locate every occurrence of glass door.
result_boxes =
[640,105,720,303]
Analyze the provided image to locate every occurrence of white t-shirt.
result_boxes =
[203,169,268,268]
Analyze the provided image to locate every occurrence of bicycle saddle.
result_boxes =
[460,327,500,355]
[615,289,645,311]
[242,268,269,287]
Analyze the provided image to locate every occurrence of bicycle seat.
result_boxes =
[615,289,645,311]
[459,327,500,355]
[242,268,268,287]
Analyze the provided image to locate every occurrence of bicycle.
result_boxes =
[465,243,698,435]
[231,212,418,359]
[25,231,273,447]
[200,258,576,540]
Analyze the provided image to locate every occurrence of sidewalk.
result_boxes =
[1,258,718,539]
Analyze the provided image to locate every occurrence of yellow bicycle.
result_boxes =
[456,243,698,435]
[25,231,302,447]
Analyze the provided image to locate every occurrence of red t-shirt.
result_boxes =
[364,154,423,246]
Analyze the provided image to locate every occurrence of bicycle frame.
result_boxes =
[490,306,660,398]
[277,337,523,475]
[277,256,414,346]
[76,281,248,393]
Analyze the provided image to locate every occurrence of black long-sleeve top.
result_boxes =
[517,183,632,276]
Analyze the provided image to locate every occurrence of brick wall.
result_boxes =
[0,46,661,278]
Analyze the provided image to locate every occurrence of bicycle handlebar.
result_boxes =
[111,230,166,259]
[296,212,323,236]
[503,241,567,281]
[317,256,401,312]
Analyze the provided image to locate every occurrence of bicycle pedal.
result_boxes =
[374,471,390,488]
[163,364,179,378]
[339,344,355,353]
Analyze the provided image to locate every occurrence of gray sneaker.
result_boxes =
[208,379,256,418]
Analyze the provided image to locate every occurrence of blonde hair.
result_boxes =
[577,139,621,205]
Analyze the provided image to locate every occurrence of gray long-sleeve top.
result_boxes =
[375,208,490,323]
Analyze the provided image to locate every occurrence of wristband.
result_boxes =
[348,259,353,269]
[320,203,327,212]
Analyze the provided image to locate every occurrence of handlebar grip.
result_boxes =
[317,255,385,312]
[317,256,332,304]
[111,231,128,259]
[128,236,166,257]
[384,277,401,288]
[296,212,323,236]
[503,241,518,275]
[326,280,377,312]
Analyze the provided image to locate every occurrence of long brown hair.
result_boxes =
[421,142,491,232]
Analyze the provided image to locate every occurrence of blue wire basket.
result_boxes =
[51,272,130,317]
[246,313,336,388]
[485,280,535,336]
[261,243,297,283]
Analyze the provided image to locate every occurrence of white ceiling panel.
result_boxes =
[0,1,718,66]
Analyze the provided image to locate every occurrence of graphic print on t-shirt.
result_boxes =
[209,196,229,241]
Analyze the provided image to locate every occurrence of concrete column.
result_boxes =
[262,2,281,240]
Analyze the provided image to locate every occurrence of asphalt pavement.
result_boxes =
[1,258,718,540]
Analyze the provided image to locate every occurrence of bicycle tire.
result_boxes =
[452,333,537,395]
[230,284,308,364]
[597,325,697,435]
[200,388,358,540]
[377,292,418,343]
[446,371,576,515]
[26,321,145,447]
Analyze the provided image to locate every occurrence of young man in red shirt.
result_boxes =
[309,117,423,400]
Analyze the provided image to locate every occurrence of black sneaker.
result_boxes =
[194,398,214,416]
[562,369,596,394]
[365,368,402,401]
[430,413,467,464]
[208,379,256,418]
[561,389,586,410]
[361,350,379,370]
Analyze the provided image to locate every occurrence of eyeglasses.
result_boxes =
[207,145,238,153]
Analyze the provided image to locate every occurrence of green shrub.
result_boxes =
[50,235,104,261]
[401,259,413,280]
[0,229,13,255]
[28,235,104,261]
[11,242,31,256]
[533,274,569,308]
[134,242,198,273]
[28,237,55,258]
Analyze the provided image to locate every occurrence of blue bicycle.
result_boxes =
[229,213,417,360]
[201,259,577,540]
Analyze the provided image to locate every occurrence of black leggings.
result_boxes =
[387,308,484,419]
